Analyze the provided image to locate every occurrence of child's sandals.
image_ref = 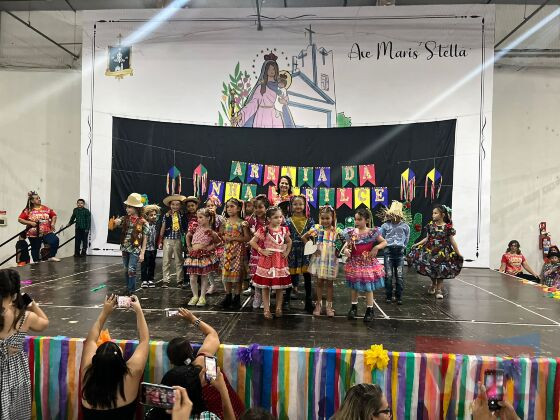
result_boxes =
[275,307,283,318]
[264,309,273,320]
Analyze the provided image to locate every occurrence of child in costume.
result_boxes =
[302,205,342,317]
[185,208,222,306]
[246,195,270,309]
[109,193,149,294]
[407,204,463,299]
[499,240,541,281]
[249,206,292,319]
[68,198,91,257]
[141,204,161,288]
[220,198,250,310]
[159,194,187,288]
[286,195,315,313]
[379,201,410,305]
[15,233,30,266]
[204,195,225,294]
[541,251,560,288]
[343,208,387,323]
[183,196,200,231]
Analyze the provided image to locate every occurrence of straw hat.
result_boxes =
[143,204,161,215]
[184,196,200,205]
[123,193,144,208]
[163,194,186,207]
[378,200,408,223]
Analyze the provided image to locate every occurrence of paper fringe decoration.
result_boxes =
[400,168,416,201]
[193,164,208,197]
[424,168,442,200]
[166,166,182,195]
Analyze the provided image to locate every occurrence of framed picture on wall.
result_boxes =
[105,45,133,79]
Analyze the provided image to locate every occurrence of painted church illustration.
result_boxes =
[289,26,337,128]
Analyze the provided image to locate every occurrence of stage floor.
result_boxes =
[16,256,560,357]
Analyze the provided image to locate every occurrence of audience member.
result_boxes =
[471,383,520,420]
[168,387,193,420]
[541,250,560,287]
[499,240,540,281]
[240,407,277,420]
[331,383,391,420]
[80,294,149,419]
[15,233,30,266]
[69,198,92,257]
[0,268,49,419]
[18,191,60,262]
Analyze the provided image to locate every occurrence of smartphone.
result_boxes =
[165,309,179,317]
[205,356,218,382]
[140,382,175,409]
[484,369,504,411]
[117,295,132,308]
[22,293,33,306]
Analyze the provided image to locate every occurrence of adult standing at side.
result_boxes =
[18,191,60,263]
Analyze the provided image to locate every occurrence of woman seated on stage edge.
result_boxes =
[499,240,541,282]
[80,294,149,419]
[146,307,243,420]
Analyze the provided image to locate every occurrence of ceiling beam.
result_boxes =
[495,0,552,48]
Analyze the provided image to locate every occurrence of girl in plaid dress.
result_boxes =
[302,205,342,318]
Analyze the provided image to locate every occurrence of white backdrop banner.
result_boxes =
[80,5,494,267]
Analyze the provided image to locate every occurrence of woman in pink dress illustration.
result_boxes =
[232,53,295,128]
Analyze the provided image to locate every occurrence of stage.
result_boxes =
[18,256,560,357]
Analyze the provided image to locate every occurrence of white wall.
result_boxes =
[0,69,82,267]
[491,66,560,273]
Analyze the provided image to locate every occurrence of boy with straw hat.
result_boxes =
[379,201,410,305]
[158,194,187,287]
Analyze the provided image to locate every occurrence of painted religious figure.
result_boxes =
[232,53,295,128]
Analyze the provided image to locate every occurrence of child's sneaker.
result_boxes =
[325,302,335,318]
[252,290,262,309]
[188,296,199,306]
[196,296,206,306]
[427,286,436,295]
[436,290,444,299]
[141,281,148,288]
[148,281,155,288]
[363,307,374,323]
[313,302,322,317]
[207,284,216,295]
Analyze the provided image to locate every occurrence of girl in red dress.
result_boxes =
[248,206,292,319]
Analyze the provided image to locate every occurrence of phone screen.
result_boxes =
[117,296,132,308]
[205,356,217,382]
[484,369,504,401]
[166,310,178,317]
[140,382,175,409]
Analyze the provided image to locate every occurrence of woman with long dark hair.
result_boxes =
[499,240,540,281]
[0,268,49,420]
[80,294,149,418]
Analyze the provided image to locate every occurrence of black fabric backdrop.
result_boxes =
[108,117,455,244]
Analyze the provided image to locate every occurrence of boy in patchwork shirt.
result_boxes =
[141,204,161,288]
[541,251,560,288]
[159,194,188,287]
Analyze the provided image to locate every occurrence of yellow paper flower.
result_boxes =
[365,344,389,370]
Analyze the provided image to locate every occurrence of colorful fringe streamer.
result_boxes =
[400,168,416,202]
[193,164,208,197]
[24,336,560,420]
[166,166,182,195]
[424,168,442,200]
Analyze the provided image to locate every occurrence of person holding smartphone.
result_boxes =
[472,383,520,420]
[80,294,149,419]
[0,268,50,420]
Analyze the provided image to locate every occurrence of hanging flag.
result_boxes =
[302,187,318,208]
[314,167,331,187]
[318,188,335,206]
[297,166,314,187]
[354,187,371,208]
[424,168,443,200]
[246,163,263,184]
[281,166,297,184]
[263,165,280,186]
[241,184,257,201]
[224,182,241,201]
[359,164,376,186]
[341,165,358,187]
[267,185,279,204]
[166,166,182,195]
[400,168,416,201]
[208,180,224,204]
[229,161,247,182]
[192,164,208,197]
[292,186,301,196]
[372,187,389,209]
[336,188,353,209]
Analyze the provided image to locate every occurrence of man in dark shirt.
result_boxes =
[69,198,91,257]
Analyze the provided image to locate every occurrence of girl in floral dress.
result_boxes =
[246,195,270,309]
[407,204,463,299]
[343,208,387,323]
[248,206,292,319]
[220,199,250,310]
[184,208,221,307]
[204,196,225,295]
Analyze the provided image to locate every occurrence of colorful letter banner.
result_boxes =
[342,165,358,187]
[208,180,224,204]
[314,167,330,187]
[292,186,301,196]
[268,185,279,204]
[319,188,335,206]
[372,187,389,209]
[297,166,314,187]
[336,188,353,209]
[302,187,318,208]
[281,166,297,184]
[224,182,241,201]
[359,164,376,186]
[246,163,263,185]
[229,161,247,182]
[263,165,279,186]
[354,188,371,208]
[241,184,257,201]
